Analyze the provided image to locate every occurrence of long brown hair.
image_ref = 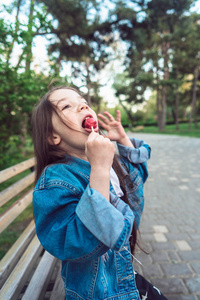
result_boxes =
[32,85,138,253]
[32,86,79,183]
[112,155,138,254]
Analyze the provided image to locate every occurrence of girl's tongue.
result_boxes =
[83,117,97,129]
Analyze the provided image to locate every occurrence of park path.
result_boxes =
[128,133,200,300]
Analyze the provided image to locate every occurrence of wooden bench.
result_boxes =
[0,158,65,300]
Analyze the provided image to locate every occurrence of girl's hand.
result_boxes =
[85,131,115,171]
[98,110,134,147]
[85,132,115,201]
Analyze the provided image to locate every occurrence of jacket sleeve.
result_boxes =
[33,183,135,262]
[117,138,151,164]
[76,185,135,251]
[117,138,151,183]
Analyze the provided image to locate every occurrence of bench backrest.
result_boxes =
[0,158,65,300]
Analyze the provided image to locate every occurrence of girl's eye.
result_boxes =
[62,104,71,110]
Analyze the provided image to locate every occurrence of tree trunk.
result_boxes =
[25,0,34,72]
[189,65,199,129]
[175,68,180,131]
[159,40,170,132]
[119,99,134,125]
[160,86,167,131]
[156,86,161,128]
[86,57,92,106]
[155,66,161,128]
[19,113,28,156]
[6,0,22,66]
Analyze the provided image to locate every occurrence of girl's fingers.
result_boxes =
[97,118,109,130]
[116,110,121,122]
[98,111,120,124]
[97,113,109,124]
[102,111,115,121]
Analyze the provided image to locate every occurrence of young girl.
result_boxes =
[32,86,166,300]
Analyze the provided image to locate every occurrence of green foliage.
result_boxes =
[0,63,51,169]
[0,0,200,172]
[110,0,200,131]
[35,0,114,105]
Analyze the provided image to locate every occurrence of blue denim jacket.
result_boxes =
[33,138,151,300]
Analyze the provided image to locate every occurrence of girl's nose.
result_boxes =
[79,103,89,111]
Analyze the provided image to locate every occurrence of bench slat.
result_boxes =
[0,172,34,207]
[0,158,35,184]
[0,220,35,289]
[0,235,43,300]
[22,251,58,300]
[0,157,66,299]
[0,189,33,234]
[50,264,66,300]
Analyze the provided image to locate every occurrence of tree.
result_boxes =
[0,0,69,168]
[171,13,200,129]
[35,0,114,106]
[110,0,199,131]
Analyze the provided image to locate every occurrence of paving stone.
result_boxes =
[178,296,196,300]
[189,234,200,240]
[153,225,169,233]
[151,251,169,263]
[189,240,200,250]
[179,250,200,261]
[142,264,163,279]
[167,296,196,300]
[175,240,192,251]
[150,277,187,295]
[178,185,189,190]
[161,263,193,277]
[167,251,181,263]
[140,233,155,242]
[154,233,167,242]
[184,277,200,293]
[189,262,200,274]
[191,174,200,178]
[166,233,190,241]
[169,177,178,181]
[181,178,190,182]
[151,241,176,251]
[133,251,152,266]
[128,133,200,299]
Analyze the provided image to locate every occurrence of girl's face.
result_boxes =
[49,88,98,157]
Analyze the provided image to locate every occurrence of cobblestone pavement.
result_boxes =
[128,133,200,300]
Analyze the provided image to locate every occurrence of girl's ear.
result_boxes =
[48,133,61,146]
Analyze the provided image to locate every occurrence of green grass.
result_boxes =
[132,122,200,138]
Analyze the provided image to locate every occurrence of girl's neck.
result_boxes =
[71,152,88,161]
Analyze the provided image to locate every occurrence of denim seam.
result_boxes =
[78,171,90,181]
[88,257,99,299]
[66,243,106,262]
[35,181,80,196]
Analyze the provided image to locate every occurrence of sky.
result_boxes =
[1,0,200,107]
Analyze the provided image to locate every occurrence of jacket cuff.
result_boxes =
[76,185,134,249]
[117,138,151,163]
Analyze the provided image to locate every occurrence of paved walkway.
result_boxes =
[128,133,200,300]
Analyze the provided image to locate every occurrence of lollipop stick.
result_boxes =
[91,126,94,132]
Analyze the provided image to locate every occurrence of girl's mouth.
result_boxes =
[82,116,97,130]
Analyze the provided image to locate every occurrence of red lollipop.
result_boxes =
[83,117,97,130]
